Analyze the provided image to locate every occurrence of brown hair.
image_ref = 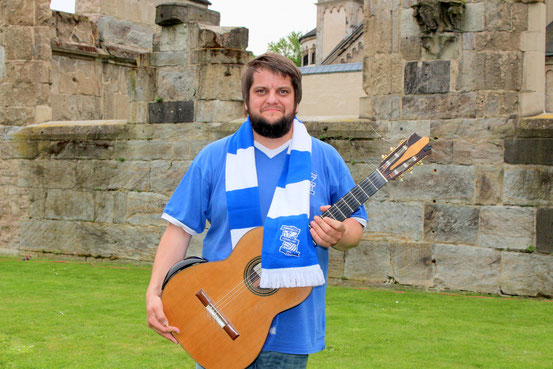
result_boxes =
[241,53,302,109]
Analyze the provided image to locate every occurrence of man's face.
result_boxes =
[246,68,298,127]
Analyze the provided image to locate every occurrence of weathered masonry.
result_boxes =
[1,0,552,298]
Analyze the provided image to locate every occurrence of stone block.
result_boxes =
[195,100,245,123]
[4,0,35,25]
[4,61,49,84]
[536,208,553,254]
[125,191,169,225]
[32,27,51,61]
[124,140,173,160]
[527,2,546,33]
[520,91,545,117]
[400,36,421,60]
[392,242,434,287]
[127,67,156,102]
[402,93,478,120]
[500,252,553,297]
[404,60,450,95]
[474,31,521,52]
[372,95,401,120]
[479,206,535,251]
[503,166,553,206]
[430,118,515,142]
[0,107,35,126]
[149,101,194,123]
[457,51,522,92]
[434,244,501,294]
[97,16,154,51]
[462,32,474,50]
[390,164,474,202]
[474,166,503,205]
[51,95,102,121]
[485,1,512,31]
[35,105,52,124]
[94,191,115,223]
[460,2,484,32]
[196,64,243,101]
[18,160,76,189]
[478,91,519,117]
[20,219,163,261]
[149,51,188,67]
[76,159,150,191]
[0,46,5,78]
[400,8,420,37]
[150,160,191,195]
[159,23,189,52]
[504,138,553,165]
[328,247,345,280]
[364,201,423,242]
[191,48,251,65]
[424,204,480,244]
[155,3,220,27]
[521,31,546,52]
[344,240,393,282]
[45,189,95,221]
[157,65,196,101]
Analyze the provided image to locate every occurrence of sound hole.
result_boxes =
[244,256,278,296]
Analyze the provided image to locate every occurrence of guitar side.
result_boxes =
[161,227,313,369]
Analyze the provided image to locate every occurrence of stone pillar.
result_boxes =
[353,0,553,297]
[138,2,249,124]
[0,0,52,126]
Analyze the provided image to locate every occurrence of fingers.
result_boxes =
[146,296,180,344]
[310,214,346,248]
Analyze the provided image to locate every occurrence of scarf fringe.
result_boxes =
[259,265,325,289]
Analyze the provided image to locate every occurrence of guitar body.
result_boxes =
[161,227,313,369]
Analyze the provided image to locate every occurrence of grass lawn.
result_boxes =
[1,256,552,368]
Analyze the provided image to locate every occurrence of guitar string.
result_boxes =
[212,267,263,314]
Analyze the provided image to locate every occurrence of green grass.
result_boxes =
[1,256,552,369]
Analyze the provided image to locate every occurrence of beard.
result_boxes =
[249,112,295,139]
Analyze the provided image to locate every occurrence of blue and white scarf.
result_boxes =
[225,117,325,288]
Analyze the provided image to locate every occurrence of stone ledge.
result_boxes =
[516,113,553,138]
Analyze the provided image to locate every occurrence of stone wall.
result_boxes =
[299,69,364,116]
[1,0,552,298]
[354,0,552,297]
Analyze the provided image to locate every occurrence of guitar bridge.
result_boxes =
[195,289,240,340]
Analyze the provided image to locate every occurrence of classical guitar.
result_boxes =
[161,133,432,369]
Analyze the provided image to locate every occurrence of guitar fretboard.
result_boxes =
[321,169,387,222]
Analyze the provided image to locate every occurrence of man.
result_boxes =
[146,53,367,369]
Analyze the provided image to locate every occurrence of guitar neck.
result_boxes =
[321,169,387,222]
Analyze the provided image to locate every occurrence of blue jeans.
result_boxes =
[196,351,309,369]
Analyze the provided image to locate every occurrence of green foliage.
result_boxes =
[267,31,303,67]
[525,245,536,253]
[1,257,552,368]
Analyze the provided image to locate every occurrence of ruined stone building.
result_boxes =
[0,0,552,298]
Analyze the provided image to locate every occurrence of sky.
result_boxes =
[49,0,317,55]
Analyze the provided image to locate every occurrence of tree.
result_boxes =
[267,31,303,67]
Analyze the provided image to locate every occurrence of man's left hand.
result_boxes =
[309,205,346,248]
[309,205,364,251]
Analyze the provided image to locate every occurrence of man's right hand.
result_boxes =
[146,291,180,344]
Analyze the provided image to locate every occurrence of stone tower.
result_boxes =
[316,0,364,64]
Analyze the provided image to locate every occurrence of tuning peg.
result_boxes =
[390,147,395,152]
[381,154,386,160]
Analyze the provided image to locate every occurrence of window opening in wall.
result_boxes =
[311,51,316,65]
[50,0,76,13]
[303,54,309,67]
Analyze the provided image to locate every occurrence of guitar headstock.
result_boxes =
[378,133,432,181]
